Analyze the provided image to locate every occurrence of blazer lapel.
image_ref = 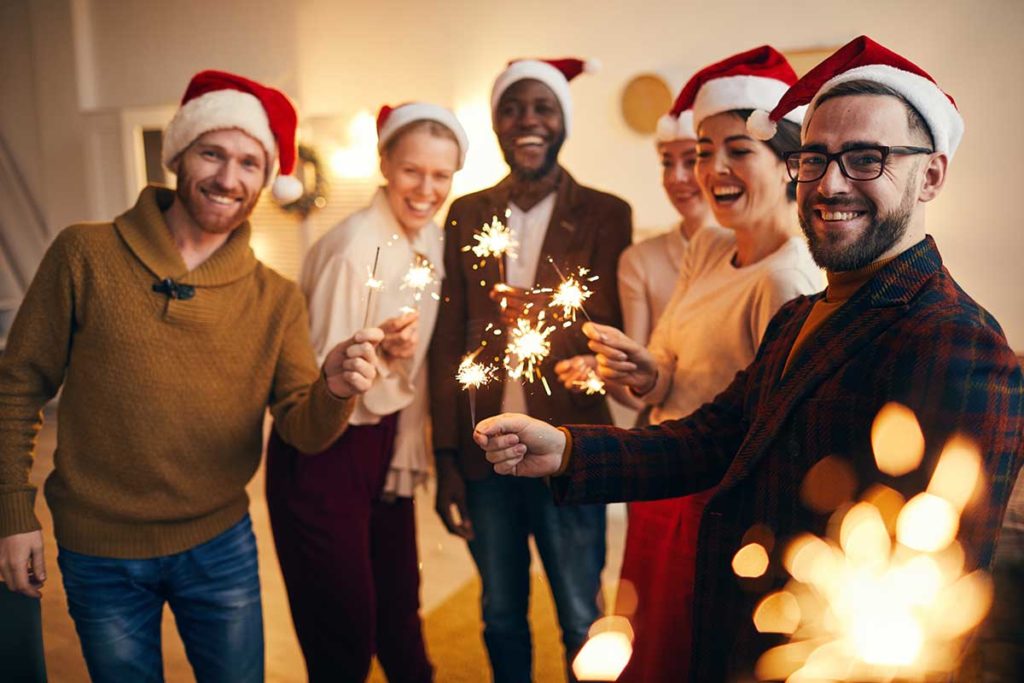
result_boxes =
[715,236,944,491]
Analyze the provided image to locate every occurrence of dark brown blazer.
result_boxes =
[428,169,632,479]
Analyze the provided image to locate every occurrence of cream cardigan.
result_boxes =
[300,188,443,497]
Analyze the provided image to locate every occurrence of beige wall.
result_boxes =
[3,0,1023,346]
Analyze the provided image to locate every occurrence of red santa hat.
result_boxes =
[161,70,303,202]
[667,45,805,136]
[748,36,964,158]
[376,103,470,169]
[490,57,601,135]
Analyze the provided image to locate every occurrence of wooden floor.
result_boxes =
[25,406,625,682]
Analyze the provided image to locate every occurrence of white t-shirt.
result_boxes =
[501,192,557,414]
[644,226,824,423]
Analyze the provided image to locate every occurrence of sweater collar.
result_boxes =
[114,186,258,286]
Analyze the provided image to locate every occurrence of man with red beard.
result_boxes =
[428,57,631,682]
[0,71,382,682]
[472,37,1024,681]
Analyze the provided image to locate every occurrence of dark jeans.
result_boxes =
[465,474,606,683]
[266,416,432,683]
[57,514,263,683]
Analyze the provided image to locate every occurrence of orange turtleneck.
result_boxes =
[783,256,896,375]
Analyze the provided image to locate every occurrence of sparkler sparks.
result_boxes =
[400,255,436,302]
[572,368,606,395]
[547,258,598,322]
[463,216,517,282]
[456,350,498,428]
[503,315,555,386]
[456,353,498,391]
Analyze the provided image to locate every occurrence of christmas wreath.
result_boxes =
[277,143,328,218]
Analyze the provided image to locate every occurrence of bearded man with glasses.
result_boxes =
[470,36,1023,681]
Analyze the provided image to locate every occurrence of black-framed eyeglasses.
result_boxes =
[784,145,934,182]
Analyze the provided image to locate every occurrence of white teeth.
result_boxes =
[516,135,544,146]
[205,192,235,205]
[409,201,431,212]
[821,210,861,221]
[712,186,742,197]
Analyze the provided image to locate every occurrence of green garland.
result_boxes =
[278,143,328,218]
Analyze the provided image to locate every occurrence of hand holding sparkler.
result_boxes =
[555,355,606,395]
[322,327,385,399]
[473,413,567,478]
[473,413,569,479]
[379,310,419,361]
[582,322,660,396]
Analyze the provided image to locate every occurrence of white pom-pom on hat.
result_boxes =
[746,109,778,140]
[584,58,602,74]
[272,174,304,203]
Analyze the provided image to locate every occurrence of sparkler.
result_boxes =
[547,257,597,323]
[503,313,556,395]
[572,368,606,395]
[463,215,517,282]
[400,254,436,305]
[362,247,383,327]
[747,404,991,682]
[456,349,498,428]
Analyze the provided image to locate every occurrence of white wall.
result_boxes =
[3,0,1023,346]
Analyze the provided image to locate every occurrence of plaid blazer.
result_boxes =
[555,236,1024,681]
[429,169,632,479]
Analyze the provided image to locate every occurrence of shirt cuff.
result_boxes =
[554,427,573,476]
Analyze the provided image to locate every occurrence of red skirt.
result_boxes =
[615,488,714,682]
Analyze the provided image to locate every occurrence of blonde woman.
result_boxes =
[266,103,467,683]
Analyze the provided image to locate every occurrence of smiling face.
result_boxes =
[494,79,566,180]
[173,128,266,234]
[695,112,791,232]
[380,126,459,234]
[797,94,940,271]
[658,138,709,224]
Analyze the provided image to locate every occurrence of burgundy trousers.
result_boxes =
[266,415,432,683]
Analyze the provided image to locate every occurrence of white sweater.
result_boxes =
[617,225,691,347]
[300,188,444,497]
[644,226,823,423]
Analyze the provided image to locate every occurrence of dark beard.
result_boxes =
[175,167,258,235]
[506,131,566,182]
[799,186,914,272]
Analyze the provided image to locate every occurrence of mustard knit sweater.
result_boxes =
[0,187,354,558]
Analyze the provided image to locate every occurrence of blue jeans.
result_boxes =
[57,515,263,683]
[466,474,606,683]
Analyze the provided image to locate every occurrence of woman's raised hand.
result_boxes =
[582,322,659,395]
